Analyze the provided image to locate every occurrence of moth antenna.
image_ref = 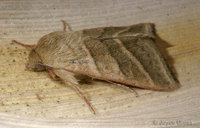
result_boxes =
[60,20,72,32]
[106,80,139,97]
[72,84,96,114]
[12,40,36,49]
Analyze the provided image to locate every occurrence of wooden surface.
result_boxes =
[0,0,200,127]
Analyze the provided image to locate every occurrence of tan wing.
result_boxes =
[37,23,180,91]
[67,23,180,91]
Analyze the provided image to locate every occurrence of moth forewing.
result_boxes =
[47,23,179,91]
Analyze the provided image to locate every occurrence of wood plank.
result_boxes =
[0,0,199,127]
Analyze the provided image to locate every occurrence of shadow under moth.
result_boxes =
[12,20,180,114]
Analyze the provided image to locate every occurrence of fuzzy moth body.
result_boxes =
[13,21,180,114]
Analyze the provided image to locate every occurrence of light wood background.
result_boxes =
[0,0,200,127]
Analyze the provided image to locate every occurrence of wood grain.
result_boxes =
[0,0,199,127]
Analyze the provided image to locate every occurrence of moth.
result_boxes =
[12,20,180,114]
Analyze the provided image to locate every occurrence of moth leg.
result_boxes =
[106,80,139,97]
[72,84,96,114]
[43,65,61,81]
[46,69,57,80]
[12,40,36,49]
[39,63,95,114]
[60,20,72,32]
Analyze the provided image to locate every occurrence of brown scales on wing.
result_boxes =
[58,23,180,91]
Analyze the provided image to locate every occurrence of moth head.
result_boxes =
[26,50,46,72]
